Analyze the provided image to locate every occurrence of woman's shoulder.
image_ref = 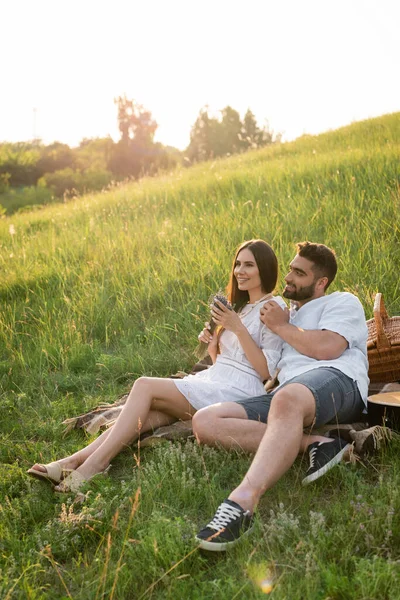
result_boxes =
[251,295,287,317]
[271,295,287,309]
[260,295,287,310]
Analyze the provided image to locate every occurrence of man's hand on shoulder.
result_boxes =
[260,301,290,333]
[260,299,349,359]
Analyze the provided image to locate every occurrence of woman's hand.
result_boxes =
[198,322,214,345]
[211,300,244,334]
[198,322,218,362]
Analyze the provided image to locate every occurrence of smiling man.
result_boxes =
[193,242,369,551]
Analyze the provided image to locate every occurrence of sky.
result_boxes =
[1,0,399,150]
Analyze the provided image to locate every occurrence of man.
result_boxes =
[192,242,369,551]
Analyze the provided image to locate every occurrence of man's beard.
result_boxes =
[283,281,317,301]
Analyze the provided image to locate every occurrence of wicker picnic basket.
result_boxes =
[367,293,400,383]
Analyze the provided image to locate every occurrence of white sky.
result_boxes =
[1,0,399,150]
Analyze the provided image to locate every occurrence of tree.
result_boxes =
[76,137,114,171]
[0,142,41,186]
[219,106,242,155]
[186,105,277,162]
[108,95,162,178]
[186,106,243,161]
[186,108,218,162]
[242,110,275,148]
[241,109,259,149]
[114,95,157,145]
[36,142,75,175]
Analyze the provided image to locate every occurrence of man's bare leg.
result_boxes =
[226,384,317,512]
[195,384,323,550]
[193,398,332,455]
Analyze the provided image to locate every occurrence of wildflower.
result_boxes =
[9,224,16,236]
[260,579,274,594]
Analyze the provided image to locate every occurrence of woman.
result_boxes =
[28,239,287,492]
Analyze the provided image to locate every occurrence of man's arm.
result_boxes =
[260,301,348,361]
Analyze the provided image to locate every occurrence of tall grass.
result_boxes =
[0,113,399,599]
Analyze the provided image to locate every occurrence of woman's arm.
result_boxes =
[211,301,270,381]
[234,326,270,381]
[198,322,219,364]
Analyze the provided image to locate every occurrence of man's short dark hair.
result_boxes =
[296,241,337,290]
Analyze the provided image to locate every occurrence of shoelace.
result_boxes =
[206,502,242,531]
[308,446,318,468]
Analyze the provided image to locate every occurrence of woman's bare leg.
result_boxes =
[63,377,194,480]
[31,378,189,474]
[31,407,177,474]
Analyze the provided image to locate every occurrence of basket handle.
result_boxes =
[373,292,391,349]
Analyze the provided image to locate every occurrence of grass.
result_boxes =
[0,112,399,599]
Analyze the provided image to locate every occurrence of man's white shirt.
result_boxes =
[276,292,369,405]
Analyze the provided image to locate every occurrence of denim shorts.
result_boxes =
[236,367,364,428]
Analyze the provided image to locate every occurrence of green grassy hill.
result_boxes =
[1,113,399,599]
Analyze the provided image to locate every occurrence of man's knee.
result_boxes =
[192,407,220,445]
[193,402,248,445]
[269,384,315,424]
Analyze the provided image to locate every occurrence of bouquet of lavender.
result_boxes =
[196,293,233,359]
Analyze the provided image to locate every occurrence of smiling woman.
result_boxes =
[28,239,287,494]
[173,239,285,405]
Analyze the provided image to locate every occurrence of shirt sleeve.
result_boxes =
[318,293,368,348]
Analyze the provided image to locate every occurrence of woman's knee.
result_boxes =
[134,376,152,388]
[127,376,154,404]
[131,376,156,394]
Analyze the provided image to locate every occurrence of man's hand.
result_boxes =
[260,300,290,333]
[261,301,349,360]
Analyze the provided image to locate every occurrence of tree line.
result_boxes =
[0,97,279,214]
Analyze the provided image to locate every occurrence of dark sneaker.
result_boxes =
[195,499,254,551]
[302,438,351,485]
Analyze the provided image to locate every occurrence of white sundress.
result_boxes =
[173,296,287,410]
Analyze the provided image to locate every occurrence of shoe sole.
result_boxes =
[27,470,59,485]
[302,443,350,486]
[195,525,254,552]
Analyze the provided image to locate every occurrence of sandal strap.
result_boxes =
[55,470,87,493]
[27,462,70,483]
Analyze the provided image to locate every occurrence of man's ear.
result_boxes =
[317,277,328,292]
